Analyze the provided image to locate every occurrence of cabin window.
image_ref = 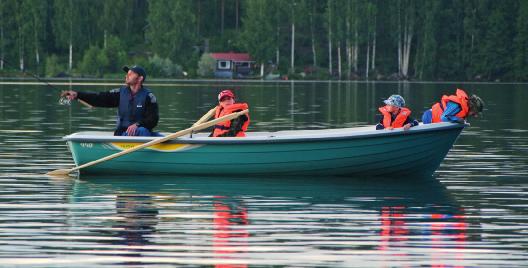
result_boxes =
[218,60,231,70]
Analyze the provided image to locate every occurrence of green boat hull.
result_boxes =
[64,123,465,177]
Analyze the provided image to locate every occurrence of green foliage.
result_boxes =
[302,66,331,80]
[103,35,127,73]
[434,1,464,80]
[514,0,528,80]
[414,0,439,80]
[148,55,183,78]
[147,0,197,68]
[209,30,242,52]
[480,2,517,80]
[240,0,276,64]
[44,54,65,77]
[1,0,528,81]
[197,53,216,77]
[78,36,126,77]
[79,45,108,77]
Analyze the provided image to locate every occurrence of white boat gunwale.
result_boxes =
[62,122,467,145]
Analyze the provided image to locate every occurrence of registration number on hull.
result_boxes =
[80,143,93,148]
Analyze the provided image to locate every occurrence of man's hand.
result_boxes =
[403,123,411,131]
[61,90,78,100]
[386,126,394,130]
[126,124,138,136]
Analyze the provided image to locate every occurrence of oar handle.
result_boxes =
[69,109,249,173]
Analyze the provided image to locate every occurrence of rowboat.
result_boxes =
[62,122,466,177]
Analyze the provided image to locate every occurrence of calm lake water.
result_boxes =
[0,80,527,267]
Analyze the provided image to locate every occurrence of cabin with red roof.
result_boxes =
[210,52,254,78]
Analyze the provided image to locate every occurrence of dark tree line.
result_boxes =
[0,0,526,81]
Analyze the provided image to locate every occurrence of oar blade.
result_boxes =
[46,168,73,176]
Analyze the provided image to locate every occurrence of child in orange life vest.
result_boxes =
[376,95,419,131]
[211,89,250,137]
[421,88,484,124]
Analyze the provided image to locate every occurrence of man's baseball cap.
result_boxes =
[123,65,147,81]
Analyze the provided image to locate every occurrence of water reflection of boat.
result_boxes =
[73,175,462,215]
[69,175,471,267]
[63,122,465,177]
[76,175,449,200]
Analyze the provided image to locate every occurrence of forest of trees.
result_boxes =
[0,0,527,81]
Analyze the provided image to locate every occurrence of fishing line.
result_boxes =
[0,58,92,107]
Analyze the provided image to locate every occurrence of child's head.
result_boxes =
[468,94,484,117]
[218,89,235,108]
[383,95,405,110]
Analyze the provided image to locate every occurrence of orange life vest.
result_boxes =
[212,103,250,137]
[378,106,411,128]
[431,88,470,123]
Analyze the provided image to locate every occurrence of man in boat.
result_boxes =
[211,89,250,137]
[376,95,419,131]
[421,88,484,124]
[60,65,159,136]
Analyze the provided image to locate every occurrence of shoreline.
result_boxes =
[1,77,527,85]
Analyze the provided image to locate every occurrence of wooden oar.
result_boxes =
[189,107,217,137]
[192,107,217,127]
[47,109,249,177]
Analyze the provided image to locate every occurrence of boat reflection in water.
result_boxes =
[213,198,249,268]
[114,194,159,247]
[70,175,472,267]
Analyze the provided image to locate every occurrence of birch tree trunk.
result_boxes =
[419,39,425,79]
[35,46,39,66]
[18,24,24,71]
[291,22,295,72]
[402,24,413,77]
[397,5,402,77]
[19,53,24,71]
[276,14,280,67]
[372,16,377,70]
[276,47,280,68]
[69,42,72,72]
[337,41,342,79]
[346,14,351,79]
[310,9,317,67]
[68,0,73,73]
[0,25,3,70]
[366,39,370,80]
[401,12,414,78]
[353,26,358,72]
[221,0,225,34]
[104,30,107,49]
[328,1,332,76]
[33,15,39,67]
[260,63,264,77]
[396,1,414,79]
[346,39,351,79]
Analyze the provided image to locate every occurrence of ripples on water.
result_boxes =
[0,82,527,267]
[0,175,481,267]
